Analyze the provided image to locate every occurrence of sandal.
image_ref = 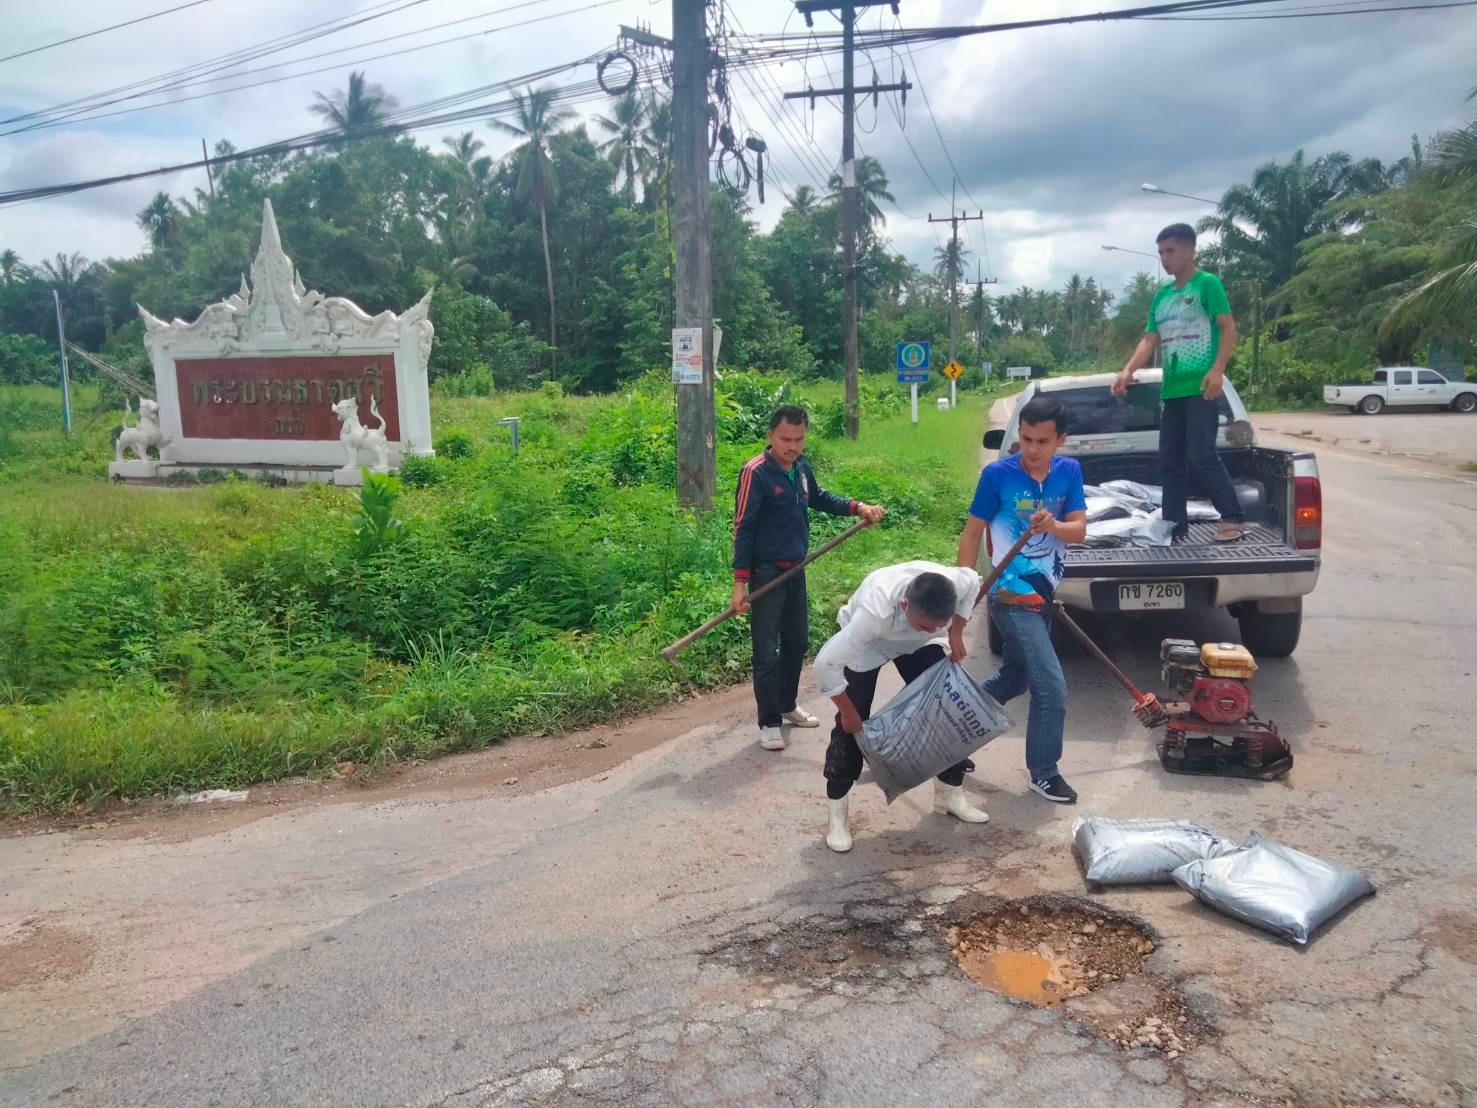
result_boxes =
[1213,523,1246,543]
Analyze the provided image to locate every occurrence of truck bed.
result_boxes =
[1066,446,1316,579]
[1064,521,1316,579]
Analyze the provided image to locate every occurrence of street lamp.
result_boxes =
[1101,244,1158,259]
[1141,182,1219,206]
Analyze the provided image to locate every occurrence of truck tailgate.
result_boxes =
[1064,521,1317,579]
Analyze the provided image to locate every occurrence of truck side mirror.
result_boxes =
[983,429,1005,450]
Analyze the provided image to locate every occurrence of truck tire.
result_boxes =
[1453,392,1477,413]
[1238,607,1302,658]
[1359,395,1384,415]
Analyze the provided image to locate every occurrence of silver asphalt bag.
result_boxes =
[1073,817,1238,885]
[1171,832,1375,945]
[858,660,1011,804]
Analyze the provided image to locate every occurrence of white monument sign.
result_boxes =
[121,199,434,485]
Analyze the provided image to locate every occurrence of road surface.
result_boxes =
[2,429,1475,1107]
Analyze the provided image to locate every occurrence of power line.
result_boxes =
[0,0,217,65]
[0,0,628,137]
[1,0,437,129]
[0,52,616,206]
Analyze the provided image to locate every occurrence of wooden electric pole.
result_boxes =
[928,182,982,406]
[785,0,909,439]
[672,0,716,509]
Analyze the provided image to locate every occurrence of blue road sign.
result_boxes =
[896,341,930,383]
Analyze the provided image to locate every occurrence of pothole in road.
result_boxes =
[947,897,1202,1057]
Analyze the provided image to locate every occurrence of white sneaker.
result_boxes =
[826,797,852,852]
[782,707,821,728]
[759,726,787,751]
[933,781,990,824]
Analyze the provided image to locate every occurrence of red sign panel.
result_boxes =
[174,355,400,440]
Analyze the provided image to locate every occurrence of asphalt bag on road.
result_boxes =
[858,660,1011,803]
[1171,832,1376,944]
[1073,817,1238,885]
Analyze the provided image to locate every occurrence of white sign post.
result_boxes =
[672,327,703,385]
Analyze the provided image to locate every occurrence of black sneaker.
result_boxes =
[1030,775,1078,804]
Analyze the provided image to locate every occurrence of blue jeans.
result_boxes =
[1159,395,1245,534]
[982,602,1067,780]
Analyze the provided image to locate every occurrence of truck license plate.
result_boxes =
[1118,582,1185,610]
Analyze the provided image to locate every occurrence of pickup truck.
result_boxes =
[1323,367,1476,414]
[983,371,1321,657]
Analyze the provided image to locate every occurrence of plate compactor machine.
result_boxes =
[1052,606,1294,781]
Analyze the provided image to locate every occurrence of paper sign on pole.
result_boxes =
[672,327,703,384]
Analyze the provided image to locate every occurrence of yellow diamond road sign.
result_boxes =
[942,360,965,380]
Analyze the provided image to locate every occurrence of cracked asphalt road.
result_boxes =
[2,433,1475,1107]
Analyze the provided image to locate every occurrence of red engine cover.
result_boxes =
[1189,676,1253,724]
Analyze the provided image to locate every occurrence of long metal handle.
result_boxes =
[1050,602,1165,725]
[660,518,873,664]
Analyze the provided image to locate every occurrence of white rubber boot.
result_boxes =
[933,781,990,824]
[759,726,786,751]
[825,797,852,852]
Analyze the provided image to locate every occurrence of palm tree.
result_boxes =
[827,155,895,227]
[1197,150,1390,289]
[137,192,180,253]
[492,85,576,372]
[0,249,21,284]
[36,252,106,338]
[788,185,818,213]
[443,131,486,172]
[594,91,653,201]
[1381,112,1477,345]
[643,94,673,212]
[309,70,399,135]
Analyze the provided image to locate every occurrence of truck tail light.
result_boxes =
[1294,476,1322,549]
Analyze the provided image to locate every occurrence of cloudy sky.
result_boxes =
[1,0,1474,300]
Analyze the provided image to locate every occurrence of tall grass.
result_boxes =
[0,375,987,812]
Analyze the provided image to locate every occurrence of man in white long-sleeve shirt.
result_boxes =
[813,560,990,852]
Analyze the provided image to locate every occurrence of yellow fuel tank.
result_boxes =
[1201,641,1258,679]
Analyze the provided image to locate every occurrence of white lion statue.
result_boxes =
[331,394,390,471]
[116,397,169,462]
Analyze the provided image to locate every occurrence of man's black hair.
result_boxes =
[1155,223,1197,247]
[1018,395,1067,436]
[904,572,958,623]
[770,405,809,430]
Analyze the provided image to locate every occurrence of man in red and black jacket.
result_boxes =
[732,405,885,752]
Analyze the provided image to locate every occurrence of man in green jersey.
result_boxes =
[1112,223,1245,543]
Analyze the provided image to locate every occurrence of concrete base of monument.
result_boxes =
[147,463,344,485]
[332,464,392,487]
[109,459,161,480]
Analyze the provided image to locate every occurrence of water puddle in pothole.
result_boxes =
[946,898,1202,1057]
[958,949,1063,1006]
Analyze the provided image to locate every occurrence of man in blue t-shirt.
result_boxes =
[957,395,1088,804]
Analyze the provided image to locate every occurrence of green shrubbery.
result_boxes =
[0,373,984,811]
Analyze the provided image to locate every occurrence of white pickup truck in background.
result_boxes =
[984,372,1322,657]
[1323,367,1476,414]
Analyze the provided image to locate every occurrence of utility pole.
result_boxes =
[974,260,998,383]
[785,0,909,439]
[201,139,216,199]
[928,181,982,408]
[51,289,72,434]
[672,0,715,510]
[1250,278,1262,406]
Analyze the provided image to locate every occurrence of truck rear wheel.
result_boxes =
[1453,392,1476,413]
[1238,606,1302,658]
[1359,395,1384,415]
